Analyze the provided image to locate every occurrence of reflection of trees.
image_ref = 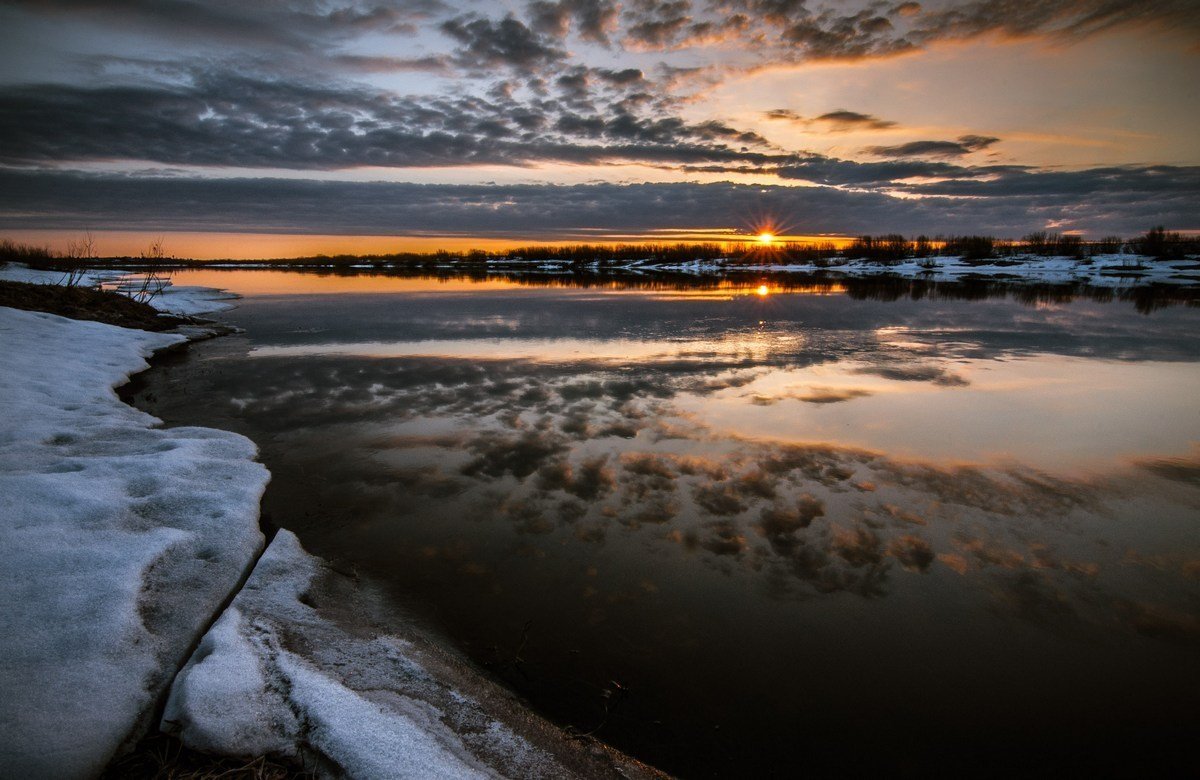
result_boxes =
[179,266,1200,312]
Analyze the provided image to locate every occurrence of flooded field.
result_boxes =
[130,270,1200,777]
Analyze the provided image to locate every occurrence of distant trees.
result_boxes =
[1022,231,1083,258]
[1130,226,1190,259]
[827,228,1192,265]
[0,226,1195,270]
[508,242,728,264]
[943,235,995,260]
[845,234,908,263]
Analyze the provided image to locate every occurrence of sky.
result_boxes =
[0,0,1197,257]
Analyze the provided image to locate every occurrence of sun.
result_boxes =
[757,232,774,245]
[756,284,770,297]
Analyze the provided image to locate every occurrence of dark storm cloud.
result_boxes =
[624,0,912,58]
[851,364,970,386]
[751,387,874,404]
[1113,600,1200,649]
[895,165,1200,198]
[551,65,649,108]
[831,523,885,567]
[795,387,875,404]
[879,463,1096,518]
[440,14,567,71]
[988,570,1082,628]
[462,430,570,480]
[865,135,1000,158]
[592,0,1200,72]
[0,74,780,170]
[1133,450,1200,486]
[623,0,696,46]
[757,494,825,555]
[622,0,752,48]
[1,0,436,49]
[814,109,898,130]
[716,0,811,26]
[777,153,1032,186]
[527,0,620,45]
[536,455,616,500]
[907,0,1200,43]
[330,54,452,73]
[1,166,1197,238]
[6,0,1193,78]
[690,520,748,555]
[777,7,911,59]
[887,534,934,572]
[765,108,898,131]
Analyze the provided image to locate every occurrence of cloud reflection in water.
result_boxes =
[137,281,1200,775]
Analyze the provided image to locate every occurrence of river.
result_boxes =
[127,269,1199,777]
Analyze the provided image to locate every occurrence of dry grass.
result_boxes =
[103,733,312,780]
[0,280,188,331]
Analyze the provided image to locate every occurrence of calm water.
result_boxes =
[133,270,1199,777]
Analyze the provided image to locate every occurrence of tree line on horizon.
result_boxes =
[1,226,1196,268]
[836,227,1194,263]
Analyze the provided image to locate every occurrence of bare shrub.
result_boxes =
[61,231,98,288]
[128,236,171,304]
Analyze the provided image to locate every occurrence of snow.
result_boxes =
[619,253,1199,287]
[163,529,588,778]
[0,262,239,316]
[0,306,269,777]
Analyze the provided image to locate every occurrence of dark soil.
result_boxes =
[0,280,188,331]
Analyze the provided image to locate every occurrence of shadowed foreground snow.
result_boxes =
[0,307,269,777]
[167,531,536,777]
[164,529,660,779]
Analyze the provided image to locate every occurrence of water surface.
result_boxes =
[133,270,1200,777]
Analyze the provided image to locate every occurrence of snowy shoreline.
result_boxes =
[626,253,1200,287]
[114,253,1200,288]
[0,266,661,779]
[0,299,268,776]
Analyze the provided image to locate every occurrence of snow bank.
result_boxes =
[632,254,1200,287]
[0,263,238,316]
[0,307,269,778]
[165,530,658,779]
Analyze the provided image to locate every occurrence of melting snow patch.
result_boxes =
[0,307,268,777]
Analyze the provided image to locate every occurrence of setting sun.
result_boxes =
[757,232,774,245]
[756,284,770,296]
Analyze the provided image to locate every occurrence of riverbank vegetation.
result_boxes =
[0,280,186,330]
[3,228,1197,271]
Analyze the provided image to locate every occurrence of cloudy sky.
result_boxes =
[0,0,1197,256]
